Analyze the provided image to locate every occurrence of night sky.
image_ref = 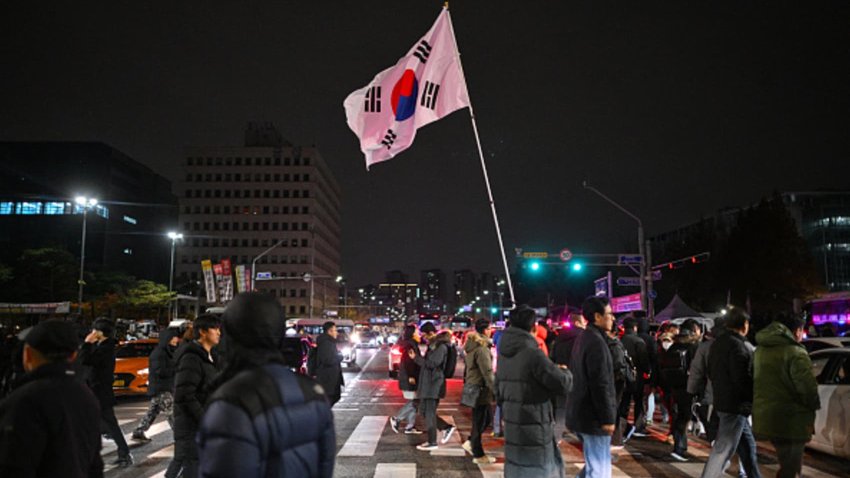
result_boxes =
[3,1,849,287]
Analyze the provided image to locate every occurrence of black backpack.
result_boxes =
[659,346,690,375]
[443,343,458,379]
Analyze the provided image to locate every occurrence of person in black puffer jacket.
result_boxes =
[197,293,335,478]
[497,306,571,478]
[133,327,181,441]
[167,315,221,478]
[390,324,422,434]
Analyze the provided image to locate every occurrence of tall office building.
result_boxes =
[175,123,342,317]
[420,269,446,312]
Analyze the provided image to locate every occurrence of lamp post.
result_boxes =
[75,196,98,316]
[583,181,651,317]
[251,239,284,292]
[167,231,183,319]
[335,275,346,318]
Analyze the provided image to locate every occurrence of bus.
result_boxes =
[806,292,850,337]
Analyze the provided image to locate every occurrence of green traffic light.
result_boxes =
[571,262,583,271]
[530,261,541,271]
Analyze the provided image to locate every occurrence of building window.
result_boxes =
[301,222,308,230]
[289,305,296,314]
[122,215,137,225]
[123,248,133,255]
[235,158,242,165]
[0,202,14,215]
[299,305,306,314]
[299,289,307,298]
[187,157,194,166]
[186,190,193,198]
[303,157,310,165]
[16,202,42,215]
[44,202,67,215]
[293,174,300,182]
[294,158,301,166]
[303,190,309,198]
[301,239,309,247]
[284,174,290,182]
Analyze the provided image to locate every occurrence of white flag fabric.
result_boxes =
[344,8,470,169]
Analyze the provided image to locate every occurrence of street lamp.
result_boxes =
[583,181,651,317]
[167,231,183,319]
[75,196,98,316]
[336,275,347,318]
[251,239,284,291]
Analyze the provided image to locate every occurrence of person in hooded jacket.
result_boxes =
[78,318,133,467]
[197,293,335,478]
[497,305,571,478]
[461,319,496,464]
[566,297,616,478]
[410,322,455,450]
[166,314,221,478]
[133,327,181,441]
[0,320,103,478]
[620,316,649,438]
[753,313,819,478]
[659,321,701,461]
[315,321,344,406]
[390,324,423,434]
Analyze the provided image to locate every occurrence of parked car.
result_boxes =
[112,339,158,396]
[808,348,850,459]
[803,337,850,353]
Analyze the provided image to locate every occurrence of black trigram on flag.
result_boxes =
[420,81,440,109]
[381,129,397,149]
[364,86,381,113]
[413,40,432,63]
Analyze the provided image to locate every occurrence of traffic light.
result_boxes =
[490,307,498,314]
[529,261,541,271]
[571,262,583,272]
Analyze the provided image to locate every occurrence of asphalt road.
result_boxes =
[105,346,850,477]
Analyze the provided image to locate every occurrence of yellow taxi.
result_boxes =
[113,339,158,396]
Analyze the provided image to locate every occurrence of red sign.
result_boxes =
[611,293,643,313]
[559,248,573,262]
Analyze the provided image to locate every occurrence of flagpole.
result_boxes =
[445,6,516,308]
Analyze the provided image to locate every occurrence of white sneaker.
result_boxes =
[472,455,496,464]
[441,426,456,444]
[462,440,473,455]
[416,442,438,451]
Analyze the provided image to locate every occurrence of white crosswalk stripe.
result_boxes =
[337,415,388,457]
[373,462,415,477]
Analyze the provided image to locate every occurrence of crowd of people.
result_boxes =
[0,291,824,478]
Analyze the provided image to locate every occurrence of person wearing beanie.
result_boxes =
[197,293,335,478]
[0,320,103,477]
[78,317,133,467]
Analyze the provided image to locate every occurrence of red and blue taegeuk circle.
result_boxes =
[390,69,418,121]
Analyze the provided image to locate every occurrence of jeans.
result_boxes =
[395,399,418,430]
[771,439,805,478]
[576,433,611,478]
[646,389,656,423]
[670,389,692,454]
[136,391,174,432]
[493,404,503,434]
[101,406,130,457]
[700,412,761,478]
[421,398,450,445]
[470,404,492,457]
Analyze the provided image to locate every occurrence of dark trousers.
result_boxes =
[670,389,692,454]
[771,439,806,478]
[469,404,492,457]
[421,398,450,445]
[619,379,646,430]
[101,406,130,457]
[166,438,198,478]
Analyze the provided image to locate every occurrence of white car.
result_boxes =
[808,348,850,459]
[803,337,850,354]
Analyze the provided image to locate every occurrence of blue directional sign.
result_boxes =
[618,254,643,265]
[616,276,641,287]
[256,272,272,280]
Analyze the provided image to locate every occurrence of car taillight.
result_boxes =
[391,347,402,356]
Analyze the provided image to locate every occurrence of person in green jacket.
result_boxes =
[753,314,820,478]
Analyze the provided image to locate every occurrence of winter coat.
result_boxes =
[550,326,582,367]
[496,327,571,478]
[78,337,118,409]
[686,337,714,404]
[173,340,219,443]
[463,332,494,406]
[314,333,344,404]
[149,328,178,396]
[753,322,820,441]
[621,330,650,377]
[565,324,616,436]
[414,331,453,400]
[658,335,700,391]
[197,363,335,478]
[707,331,754,415]
[534,325,549,358]
[397,338,422,392]
[0,362,103,478]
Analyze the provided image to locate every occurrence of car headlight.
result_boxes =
[342,347,352,356]
[138,368,149,375]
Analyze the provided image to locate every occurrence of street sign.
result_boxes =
[616,276,641,287]
[651,270,662,281]
[559,248,573,261]
[611,293,644,313]
[618,254,643,265]
[522,252,549,259]
[256,272,272,280]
